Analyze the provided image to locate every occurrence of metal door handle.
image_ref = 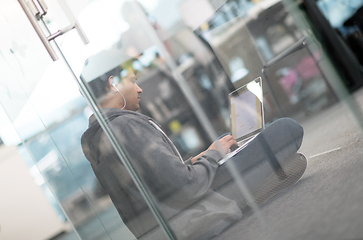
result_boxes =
[47,20,89,45]
[18,0,58,60]
[74,21,90,45]
[18,0,89,61]
[57,0,90,45]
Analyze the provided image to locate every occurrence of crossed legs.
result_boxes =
[211,118,304,207]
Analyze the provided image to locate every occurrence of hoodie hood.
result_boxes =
[88,108,149,128]
[81,108,149,165]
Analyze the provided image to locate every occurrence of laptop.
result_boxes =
[218,77,265,165]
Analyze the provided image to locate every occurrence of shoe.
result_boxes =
[251,152,307,205]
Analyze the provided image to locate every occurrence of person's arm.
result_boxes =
[183,158,193,165]
[190,151,206,164]
[110,117,235,201]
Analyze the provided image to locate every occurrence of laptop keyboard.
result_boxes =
[218,135,257,165]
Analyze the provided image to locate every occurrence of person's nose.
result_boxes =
[136,83,143,93]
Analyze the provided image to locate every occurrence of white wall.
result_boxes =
[0,145,67,240]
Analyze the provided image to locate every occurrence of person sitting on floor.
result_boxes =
[80,50,307,240]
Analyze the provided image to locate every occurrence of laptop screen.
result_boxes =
[229,77,264,142]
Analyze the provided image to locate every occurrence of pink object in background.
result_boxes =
[295,56,320,80]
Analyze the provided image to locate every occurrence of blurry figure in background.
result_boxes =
[277,67,302,105]
[277,54,329,113]
[295,55,321,81]
[80,50,307,239]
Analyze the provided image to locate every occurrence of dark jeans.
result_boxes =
[211,118,304,206]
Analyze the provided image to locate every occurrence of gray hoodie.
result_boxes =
[81,108,242,239]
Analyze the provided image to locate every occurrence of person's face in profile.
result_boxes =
[113,70,143,111]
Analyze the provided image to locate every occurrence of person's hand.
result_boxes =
[190,135,238,163]
[208,135,238,155]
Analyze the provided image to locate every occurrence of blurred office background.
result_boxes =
[0,0,362,239]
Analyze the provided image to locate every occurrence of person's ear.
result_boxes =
[106,76,117,93]
[108,76,114,88]
[109,76,120,93]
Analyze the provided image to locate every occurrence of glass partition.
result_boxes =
[0,1,136,239]
[1,0,363,239]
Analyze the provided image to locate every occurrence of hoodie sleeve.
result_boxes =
[109,116,222,202]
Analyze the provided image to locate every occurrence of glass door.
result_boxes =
[0,0,141,239]
[5,1,239,239]
[0,0,311,239]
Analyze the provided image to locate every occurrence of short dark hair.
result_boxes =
[80,56,139,100]
[84,65,123,100]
